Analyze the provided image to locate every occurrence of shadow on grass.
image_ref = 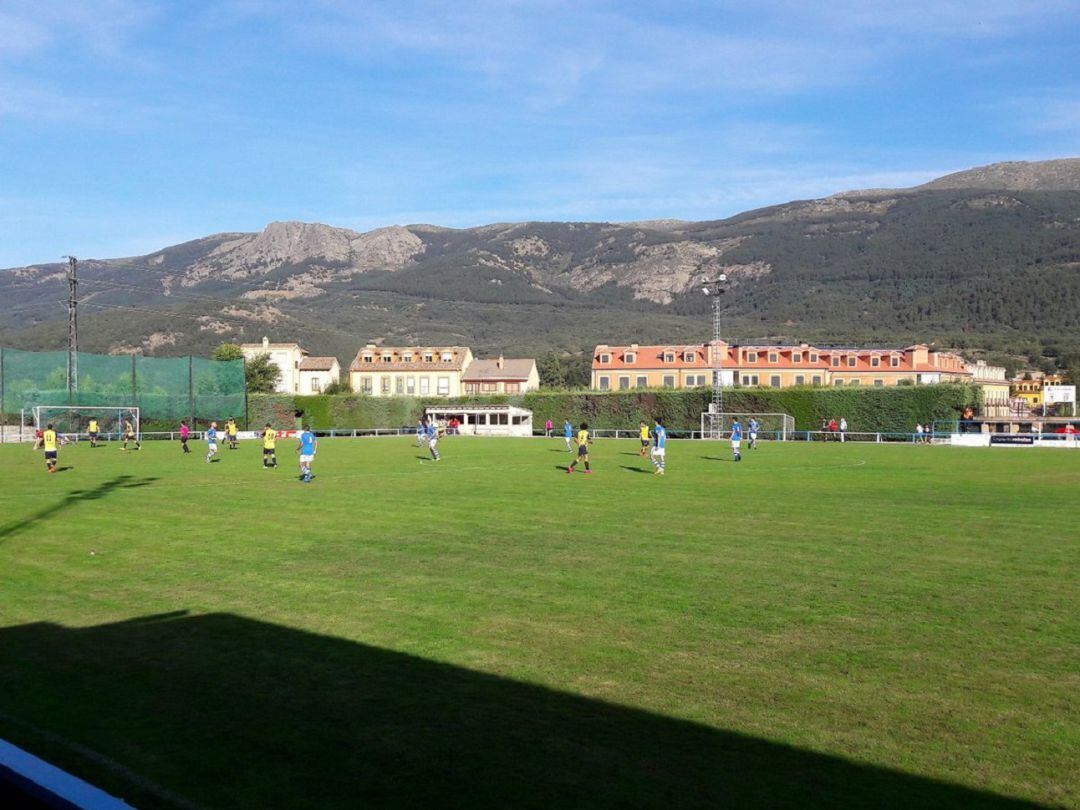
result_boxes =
[619,465,652,474]
[702,456,734,463]
[0,475,159,545]
[0,612,1042,809]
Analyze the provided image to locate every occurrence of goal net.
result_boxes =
[30,405,139,441]
[701,412,794,441]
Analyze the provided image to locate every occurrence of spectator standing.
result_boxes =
[545,418,553,438]
[839,417,848,443]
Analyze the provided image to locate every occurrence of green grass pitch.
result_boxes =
[0,436,1076,808]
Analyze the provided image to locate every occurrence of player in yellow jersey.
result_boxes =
[87,418,100,448]
[638,421,651,456]
[122,418,140,451]
[226,417,239,450]
[262,423,278,468]
[567,422,593,474]
[42,423,59,473]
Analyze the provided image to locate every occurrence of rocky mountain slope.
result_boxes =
[2,159,1079,375]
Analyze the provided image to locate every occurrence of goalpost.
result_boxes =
[29,405,140,442]
[701,411,794,441]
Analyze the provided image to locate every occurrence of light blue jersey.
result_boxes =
[299,430,316,455]
[206,427,218,443]
[426,422,438,438]
[731,422,743,441]
[654,424,667,448]
[749,419,759,433]
[564,421,573,438]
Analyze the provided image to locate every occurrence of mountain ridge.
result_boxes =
[2,158,1079,377]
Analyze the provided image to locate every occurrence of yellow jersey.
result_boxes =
[43,429,57,452]
[576,429,590,447]
[227,421,238,436]
[639,425,649,441]
[88,420,99,433]
[263,428,276,449]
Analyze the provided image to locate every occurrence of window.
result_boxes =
[847,356,857,367]
[768,352,778,363]
[834,379,844,386]
[811,375,822,385]
[599,376,610,390]
[831,356,840,367]
[464,383,477,394]
[395,377,404,395]
[437,377,450,395]
[624,352,636,364]
[382,354,392,363]
[360,376,372,394]
[482,382,497,393]
[310,378,322,393]
[419,377,430,395]
[871,356,880,368]
[380,376,390,394]
[874,379,885,387]
[362,354,373,364]
[619,376,630,390]
[849,379,861,386]
[795,375,805,385]
[747,351,758,363]
[423,353,434,363]
[441,353,453,363]
[809,353,818,363]
[599,353,611,364]
[402,353,413,362]
[683,352,695,363]
[505,382,520,393]
[770,375,781,388]
[406,377,415,395]
[664,352,675,363]
[793,352,802,363]
[891,355,900,367]
[663,375,675,388]
[637,376,648,388]
[746,374,759,386]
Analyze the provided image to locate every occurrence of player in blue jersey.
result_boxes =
[563,419,574,451]
[205,421,219,463]
[426,419,441,461]
[748,418,760,450]
[296,428,317,482]
[651,418,667,475]
[730,418,743,462]
[416,419,426,447]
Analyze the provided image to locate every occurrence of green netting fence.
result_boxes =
[0,348,246,427]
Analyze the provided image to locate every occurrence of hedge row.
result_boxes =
[248,384,981,434]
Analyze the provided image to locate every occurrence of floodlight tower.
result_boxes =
[701,274,728,438]
[62,255,79,401]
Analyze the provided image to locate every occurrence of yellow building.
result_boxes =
[348,344,474,397]
[592,342,979,390]
[1011,372,1064,412]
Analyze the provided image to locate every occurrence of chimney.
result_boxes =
[497,354,504,369]
[262,336,269,349]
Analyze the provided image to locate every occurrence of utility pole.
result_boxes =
[63,255,79,401]
[701,274,728,439]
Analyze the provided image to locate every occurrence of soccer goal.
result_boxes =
[701,412,794,441]
[29,405,139,441]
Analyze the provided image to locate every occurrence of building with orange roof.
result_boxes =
[591,341,988,393]
[348,344,474,397]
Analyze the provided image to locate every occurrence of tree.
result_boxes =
[538,353,592,389]
[245,353,281,393]
[213,343,243,362]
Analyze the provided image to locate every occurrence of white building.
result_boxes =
[298,356,341,394]
[240,337,307,394]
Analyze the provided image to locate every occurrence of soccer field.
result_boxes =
[0,437,1076,808]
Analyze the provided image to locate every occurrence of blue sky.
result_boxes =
[0,0,1077,267]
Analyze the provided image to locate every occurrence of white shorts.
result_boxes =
[207,442,218,452]
[652,447,666,458]
[428,438,438,448]
[749,432,757,441]
[731,439,741,449]
[300,454,314,463]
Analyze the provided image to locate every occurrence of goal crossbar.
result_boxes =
[30,405,139,440]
